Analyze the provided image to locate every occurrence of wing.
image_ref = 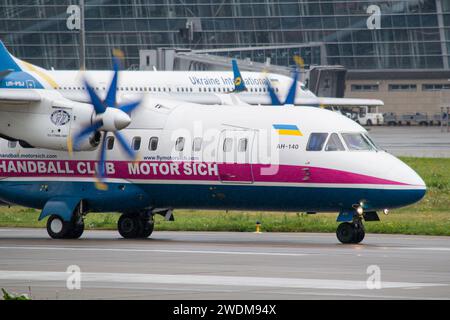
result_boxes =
[317,97,384,107]
[0,88,41,104]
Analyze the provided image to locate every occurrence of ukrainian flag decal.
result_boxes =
[273,124,303,136]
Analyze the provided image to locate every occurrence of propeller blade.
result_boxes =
[104,57,120,108]
[84,81,106,114]
[284,68,299,106]
[94,134,108,191]
[266,79,282,106]
[72,120,103,149]
[114,131,136,159]
[119,101,141,114]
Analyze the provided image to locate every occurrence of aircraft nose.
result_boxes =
[386,155,426,188]
[385,155,427,206]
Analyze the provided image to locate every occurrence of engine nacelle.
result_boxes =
[0,90,99,151]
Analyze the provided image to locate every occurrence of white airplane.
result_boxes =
[0,46,425,244]
[0,41,383,108]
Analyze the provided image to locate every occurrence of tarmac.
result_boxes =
[369,126,450,157]
[0,228,449,300]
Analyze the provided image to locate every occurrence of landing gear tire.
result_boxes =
[336,221,365,244]
[118,214,141,239]
[47,215,70,239]
[118,213,154,239]
[353,223,365,244]
[46,214,85,239]
[140,219,154,238]
[68,221,85,239]
[336,222,355,244]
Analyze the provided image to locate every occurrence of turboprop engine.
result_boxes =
[0,89,129,151]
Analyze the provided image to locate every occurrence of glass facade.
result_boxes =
[0,0,448,70]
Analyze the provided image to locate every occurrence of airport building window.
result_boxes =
[223,138,233,152]
[149,137,159,151]
[351,84,379,92]
[192,137,202,152]
[325,133,345,151]
[238,138,248,152]
[422,84,450,91]
[5,1,444,72]
[388,84,417,91]
[106,136,115,150]
[131,137,141,151]
[175,137,185,151]
[306,133,328,151]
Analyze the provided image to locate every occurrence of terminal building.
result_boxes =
[0,0,449,115]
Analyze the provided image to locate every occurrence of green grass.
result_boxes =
[0,157,449,236]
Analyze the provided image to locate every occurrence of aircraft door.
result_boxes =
[217,129,255,184]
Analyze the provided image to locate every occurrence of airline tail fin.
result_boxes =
[0,40,22,72]
[232,60,247,92]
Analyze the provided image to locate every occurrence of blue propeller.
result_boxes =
[266,68,299,106]
[68,55,142,190]
[265,55,304,106]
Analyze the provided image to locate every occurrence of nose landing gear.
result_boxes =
[336,218,365,244]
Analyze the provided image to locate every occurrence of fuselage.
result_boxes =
[27,69,319,106]
[0,98,425,213]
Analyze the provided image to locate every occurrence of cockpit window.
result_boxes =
[306,133,328,151]
[363,133,379,150]
[341,133,374,151]
[325,133,345,151]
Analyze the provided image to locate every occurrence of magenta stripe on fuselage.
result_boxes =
[0,159,407,186]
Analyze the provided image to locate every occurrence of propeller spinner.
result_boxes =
[68,55,142,190]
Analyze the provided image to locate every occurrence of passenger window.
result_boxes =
[148,137,158,151]
[341,133,373,151]
[192,137,202,151]
[8,141,17,149]
[306,133,328,151]
[223,138,233,152]
[131,137,141,151]
[238,138,248,152]
[106,136,115,150]
[325,133,345,151]
[175,137,185,151]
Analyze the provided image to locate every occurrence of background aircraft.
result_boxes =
[0,41,383,108]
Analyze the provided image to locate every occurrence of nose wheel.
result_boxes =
[336,220,365,244]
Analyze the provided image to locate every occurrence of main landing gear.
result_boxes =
[117,211,154,239]
[46,212,85,239]
[336,218,365,244]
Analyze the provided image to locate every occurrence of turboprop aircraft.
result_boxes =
[0,41,383,108]
[0,50,425,244]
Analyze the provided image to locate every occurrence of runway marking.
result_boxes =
[0,271,445,290]
[261,290,447,300]
[390,247,450,252]
[0,246,309,257]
